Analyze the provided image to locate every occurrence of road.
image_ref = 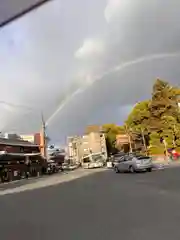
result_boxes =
[0,167,180,240]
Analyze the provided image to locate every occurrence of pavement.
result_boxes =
[1,167,180,239]
[0,168,105,195]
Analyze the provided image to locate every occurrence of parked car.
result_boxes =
[114,154,152,173]
[47,160,60,174]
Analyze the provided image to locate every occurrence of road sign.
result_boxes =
[0,0,52,28]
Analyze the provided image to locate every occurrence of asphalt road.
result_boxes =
[0,167,180,240]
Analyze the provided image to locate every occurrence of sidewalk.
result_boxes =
[152,158,180,169]
[0,168,107,196]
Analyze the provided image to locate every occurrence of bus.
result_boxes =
[81,153,106,169]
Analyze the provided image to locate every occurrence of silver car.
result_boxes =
[114,154,152,173]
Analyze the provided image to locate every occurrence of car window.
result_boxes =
[124,156,132,161]
[114,156,124,162]
[83,157,91,163]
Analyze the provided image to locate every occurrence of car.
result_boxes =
[112,153,126,167]
[47,160,59,174]
[114,154,153,173]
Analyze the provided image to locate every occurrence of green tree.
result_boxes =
[102,123,125,155]
[148,131,164,155]
[150,79,179,121]
[160,116,176,148]
[125,100,151,150]
[125,79,180,154]
[125,100,150,131]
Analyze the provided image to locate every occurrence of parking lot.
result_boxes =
[0,167,180,239]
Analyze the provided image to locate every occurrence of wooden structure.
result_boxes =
[0,138,47,182]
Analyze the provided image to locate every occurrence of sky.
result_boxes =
[0,0,180,143]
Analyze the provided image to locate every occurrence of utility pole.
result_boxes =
[163,139,168,161]
[125,124,132,153]
[40,112,47,159]
[173,124,177,148]
[141,128,147,156]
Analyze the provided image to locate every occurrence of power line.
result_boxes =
[0,0,52,28]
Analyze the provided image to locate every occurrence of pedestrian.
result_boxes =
[172,149,178,160]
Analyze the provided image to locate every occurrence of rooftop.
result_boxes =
[0,137,39,147]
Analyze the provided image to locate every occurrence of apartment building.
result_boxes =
[66,136,79,164]
[80,132,107,156]
[67,131,107,164]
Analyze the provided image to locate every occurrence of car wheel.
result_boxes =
[114,166,120,173]
[147,168,152,172]
[129,166,135,173]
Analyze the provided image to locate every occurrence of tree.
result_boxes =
[149,79,180,149]
[125,100,150,131]
[125,79,180,154]
[102,124,125,155]
[148,131,164,155]
[160,116,176,148]
[125,100,151,151]
[149,79,179,121]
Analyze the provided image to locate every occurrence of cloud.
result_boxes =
[75,38,105,60]
[1,0,180,142]
[44,0,180,141]
[104,0,131,23]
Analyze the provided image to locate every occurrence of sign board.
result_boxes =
[20,134,35,143]
[0,0,51,28]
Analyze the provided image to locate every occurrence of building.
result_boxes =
[20,133,41,145]
[20,131,47,157]
[0,137,40,154]
[80,132,107,157]
[116,134,130,152]
[0,137,46,182]
[67,131,107,164]
[67,136,82,164]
